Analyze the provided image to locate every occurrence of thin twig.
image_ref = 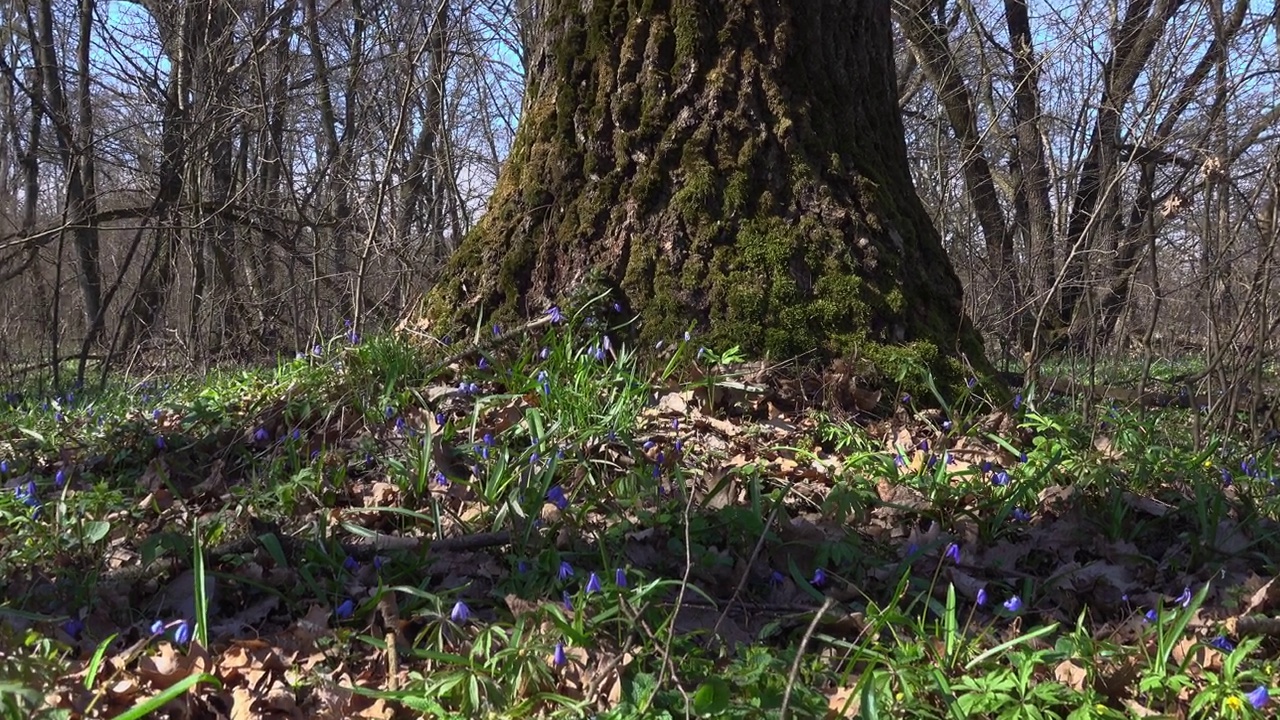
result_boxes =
[780,597,833,720]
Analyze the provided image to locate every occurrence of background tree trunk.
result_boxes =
[426,0,987,380]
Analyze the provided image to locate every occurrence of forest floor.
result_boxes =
[1,300,1278,719]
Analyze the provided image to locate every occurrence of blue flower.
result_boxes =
[553,641,566,667]
[1003,596,1022,612]
[385,406,396,419]
[1175,586,1193,608]
[517,560,530,574]
[548,306,564,324]
[901,394,911,404]
[483,433,494,446]
[291,428,301,441]
[944,543,961,565]
[562,591,573,611]
[548,485,569,510]
[15,481,39,509]
[336,599,355,619]
[150,619,167,635]
[1013,393,1022,410]
[1248,685,1269,709]
[343,555,358,572]
[769,570,785,587]
[1209,636,1235,652]
[373,556,387,571]
[942,420,952,432]
[254,427,270,442]
[558,561,574,580]
[0,460,8,474]
[976,588,988,606]
[1011,508,1031,522]
[615,568,627,588]
[174,620,192,645]
[992,470,1010,486]
[493,324,501,337]
[966,377,977,388]
[1145,609,1158,623]
[811,568,827,586]
[62,617,85,639]
[478,356,490,370]
[450,601,471,623]
[433,471,448,486]
[55,469,66,488]
[586,572,602,593]
[155,435,166,450]
[312,344,323,356]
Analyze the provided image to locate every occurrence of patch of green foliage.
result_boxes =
[0,295,1277,719]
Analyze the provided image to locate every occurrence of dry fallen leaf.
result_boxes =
[826,684,861,718]
[1053,660,1088,692]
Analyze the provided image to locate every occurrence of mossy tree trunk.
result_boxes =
[426,0,987,382]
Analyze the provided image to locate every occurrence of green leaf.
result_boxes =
[693,677,730,716]
[83,520,110,544]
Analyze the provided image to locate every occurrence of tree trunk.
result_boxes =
[425,0,986,381]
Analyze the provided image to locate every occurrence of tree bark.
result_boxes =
[423,0,986,382]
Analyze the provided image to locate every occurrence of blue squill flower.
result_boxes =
[1003,596,1022,612]
[450,601,471,623]
[1209,636,1234,652]
[174,620,192,645]
[1248,686,1269,709]
[558,561,574,580]
[944,543,961,565]
[553,641,566,667]
[548,485,568,510]
[336,599,355,619]
[586,573,602,593]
